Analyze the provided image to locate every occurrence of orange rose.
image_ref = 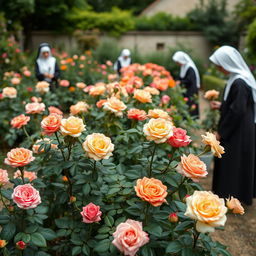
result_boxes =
[103,97,127,117]
[2,87,17,98]
[41,113,62,136]
[148,109,171,120]
[134,177,167,206]
[70,101,89,115]
[133,89,152,103]
[127,109,147,121]
[201,132,225,158]
[226,196,244,215]
[89,85,106,96]
[60,116,86,137]
[178,154,208,182]
[4,148,35,167]
[0,240,7,248]
[204,90,220,100]
[96,99,107,108]
[11,114,30,129]
[169,78,176,88]
[143,118,173,143]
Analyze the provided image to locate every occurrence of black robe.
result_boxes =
[213,78,256,205]
[179,67,199,117]
[116,59,132,75]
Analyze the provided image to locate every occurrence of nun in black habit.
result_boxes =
[209,46,256,205]
[35,43,60,91]
[114,49,132,76]
[172,51,200,118]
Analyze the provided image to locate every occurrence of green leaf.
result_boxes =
[39,228,57,240]
[31,232,47,247]
[1,222,16,240]
[82,244,90,255]
[55,217,69,228]
[98,226,111,234]
[82,183,91,195]
[72,246,82,256]
[217,248,232,256]
[107,187,120,195]
[94,239,110,253]
[145,224,162,237]
[174,220,194,232]
[25,224,38,233]
[0,215,10,224]
[181,247,195,256]
[21,233,31,243]
[104,215,114,227]
[125,169,141,179]
[35,206,48,214]
[174,201,187,212]
[166,240,182,253]
[141,245,154,256]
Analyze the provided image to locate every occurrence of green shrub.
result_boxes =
[246,18,256,61]
[202,75,226,95]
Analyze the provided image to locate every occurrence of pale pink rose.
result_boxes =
[80,203,102,223]
[167,127,191,147]
[112,219,149,256]
[0,169,9,186]
[161,95,170,105]
[106,60,113,66]
[23,70,31,77]
[59,80,70,87]
[14,170,37,182]
[25,102,45,114]
[2,87,17,98]
[12,184,41,209]
[11,77,21,85]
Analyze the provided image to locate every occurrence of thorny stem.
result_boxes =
[55,132,66,161]
[149,144,157,177]
[22,126,33,144]
[169,177,187,198]
[20,167,25,184]
[193,229,200,248]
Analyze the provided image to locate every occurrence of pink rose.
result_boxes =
[80,203,102,223]
[112,219,149,256]
[167,127,191,147]
[0,169,9,186]
[25,102,45,114]
[12,184,41,209]
[59,80,70,87]
[161,95,170,105]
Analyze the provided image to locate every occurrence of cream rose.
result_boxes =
[2,87,17,98]
[70,101,89,115]
[148,109,171,120]
[103,97,127,117]
[36,81,50,94]
[133,89,152,103]
[60,116,86,137]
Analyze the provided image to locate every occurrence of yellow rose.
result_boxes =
[185,191,227,233]
[143,118,174,143]
[103,96,127,117]
[82,133,114,161]
[60,116,86,137]
[201,132,225,158]
[148,109,171,120]
[133,89,152,103]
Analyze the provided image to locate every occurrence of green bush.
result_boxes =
[246,18,256,60]
[202,75,226,95]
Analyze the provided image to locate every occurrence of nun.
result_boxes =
[114,49,132,75]
[209,46,256,205]
[172,51,200,117]
[35,43,60,90]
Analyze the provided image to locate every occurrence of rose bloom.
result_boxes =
[12,184,41,209]
[112,219,149,256]
[134,177,167,207]
[59,80,70,87]
[143,86,160,95]
[204,90,220,100]
[201,132,225,158]
[70,101,89,115]
[80,203,102,223]
[167,127,191,147]
[23,70,31,77]
[2,87,17,98]
[89,85,106,96]
[11,114,30,129]
[226,196,245,215]
[41,113,62,136]
[177,154,208,182]
[76,82,86,89]
[48,106,63,115]
[61,116,86,137]
[127,109,147,121]
[96,99,107,108]
[133,89,152,103]
[148,109,171,120]
[108,74,118,81]
[0,169,9,186]
[25,102,45,114]
[103,97,127,117]
[185,191,227,233]
[5,148,35,167]
[11,77,21,85]
[32,138,58,154]
[143,118,174,143]
[14,170,37,182]
[82,133,114,161]
[36,81,50,94]
[16,241,26,250]
[31,96,42,103]
[0,240,7,248]
[161,95,170,105]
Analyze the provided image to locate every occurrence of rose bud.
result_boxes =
[168,213,178,223]
[0,240,7,248]
[226,196,245,215]
[70,196,76,203]
[62,176,68,182]
[8,205,14,212]
[16,241,26,250]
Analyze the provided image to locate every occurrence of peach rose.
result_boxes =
[89,85,106,96]
[0,169,9,186]
[25,102,45,114]
[103,97,127,117]
[59,80,70,87]
[14,170,37,182]
[5,148,35,167]
[11,77,21,85]
[41,113,62,136]
[2,87,17,98]
[134,177,167,206]
[36,81,50,94]
[12,184,41,209]
[96,99,107,108]
[80,203,102,223]
[127,109,147,121]
[178,154,208,182]
[204,90,220,100]
[226,196,245,215]
[201,132,225,158]
[60,116,85,137]
[167,127,191,148]
[185,191,227,233]
[133,89,152,103]
[112,219,149,256]
[82,133,114,161]
[148,109,171,120]
[32,138,58,154]
[11,114,30,129]
[143,86,160,95]
[48,106,63,115]
[70,101,89,115]
[143,118,174,143]
[76,82,86,89]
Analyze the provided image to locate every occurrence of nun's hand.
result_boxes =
[210,101,221,110]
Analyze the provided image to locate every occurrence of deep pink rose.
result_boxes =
[168,127,191,147]
[12,184,41,209]
[112,219,149,256]
[80,203,102,223]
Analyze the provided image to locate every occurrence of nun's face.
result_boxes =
[123,55,129,60]
[42,51,49,58]
[216,65,230,75]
